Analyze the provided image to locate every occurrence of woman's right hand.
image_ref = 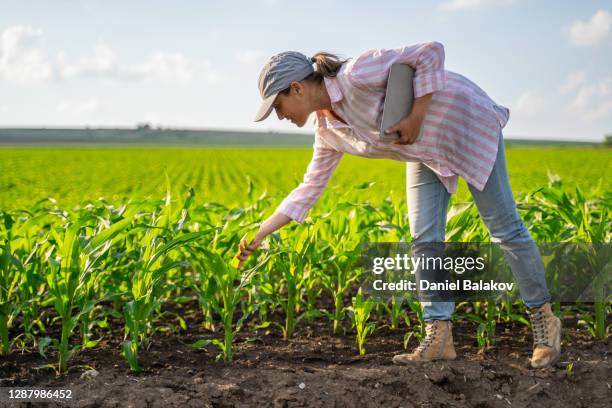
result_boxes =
[236,232,265,269]
[235,212,292,269]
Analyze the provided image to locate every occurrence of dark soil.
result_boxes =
[1,307,610,408]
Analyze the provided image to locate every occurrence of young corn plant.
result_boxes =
[385,295,404,330]
[578,303,611,339]
[196,246,269,363]
[5,210,55,349]
[445,201,490,242]
[191,208,261,332]
[371,196,411,242]
[500,301,529,326]
[74,201,135,349]
[2,234,50,354]
[121,192,209,371]
[403,299,426,349]
[18,245,49,349]
[348,288,376,355]
[269,225,320,339]
[248,262,277,328]
[317,209,366,334]
[45,213,132,374]
[191,248,218,332]
[122,232,205,371]
[0,214,21,355]
[479,302,498,351]
[458,301,497,352]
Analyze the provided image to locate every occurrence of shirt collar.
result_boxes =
[324,76,344,104]
[313,77,346,129]
[313,110,351,130]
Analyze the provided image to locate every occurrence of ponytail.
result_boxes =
[306,52,349,83]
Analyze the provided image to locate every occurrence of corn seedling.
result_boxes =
[403,299,426,349]
[45,211,131,374]
[0,214,21,355]
[121,214,208,371]
[385,295,404,330]
[196,246,269,363]
[269,225,320,339]
[348,288,376,355]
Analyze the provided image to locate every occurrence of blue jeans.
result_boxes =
[406,132,551,322]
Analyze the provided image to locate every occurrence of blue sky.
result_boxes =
[1,0,611,141]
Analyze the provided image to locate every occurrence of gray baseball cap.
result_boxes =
[254,51,314,122]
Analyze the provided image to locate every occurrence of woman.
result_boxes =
[237,42,561,368]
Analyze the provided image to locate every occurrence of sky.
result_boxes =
[0,0,611,141]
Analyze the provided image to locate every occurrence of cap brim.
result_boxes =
[254,93,277,122]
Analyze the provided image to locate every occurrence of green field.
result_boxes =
[1,144,610,375]
[1,146,610,211]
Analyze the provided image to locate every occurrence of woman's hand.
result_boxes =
[385,112,425,145]
[236,232,265,269]
[384,93,433,145]
[235,212,292,269]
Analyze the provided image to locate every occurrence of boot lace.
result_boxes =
[529,308,550,347]
[416,322,438,352]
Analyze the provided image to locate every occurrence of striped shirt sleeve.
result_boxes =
[275,132,343,223]
[348,41,446,97]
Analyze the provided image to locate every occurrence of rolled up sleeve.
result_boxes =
[276,134,343,223]
[349,41,446,97]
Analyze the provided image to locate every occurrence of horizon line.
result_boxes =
[0,126,605,143]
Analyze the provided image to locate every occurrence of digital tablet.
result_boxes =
[379,63,416,141]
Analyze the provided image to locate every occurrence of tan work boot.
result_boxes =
[392,320,457,364]
[528,302,562,368]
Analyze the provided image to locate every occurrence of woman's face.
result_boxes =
[273,81,311,127]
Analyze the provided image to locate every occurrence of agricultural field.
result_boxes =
[1,146,611,210]
[0,145,611,407]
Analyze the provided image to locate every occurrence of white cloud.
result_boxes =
[568,76,612,121]
[58,45,220,85]
[234,50,265,65]
[567,10,612,47]
[57,99,99,114]
[559,71,587,95]
[512,90,546,117]
[438,0,516,12]
[56,44,117,80]
[0,26,55,83]
[0,25,221,85]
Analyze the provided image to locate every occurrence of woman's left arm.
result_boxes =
[349,41,445,144]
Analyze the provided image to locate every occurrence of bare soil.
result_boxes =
[1,308,610,408]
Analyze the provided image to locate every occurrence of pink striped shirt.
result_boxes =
[277,41,509,223]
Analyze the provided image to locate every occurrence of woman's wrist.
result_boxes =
[255,229,268,242]
[255,212,292,241]
[412,93,433,118]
